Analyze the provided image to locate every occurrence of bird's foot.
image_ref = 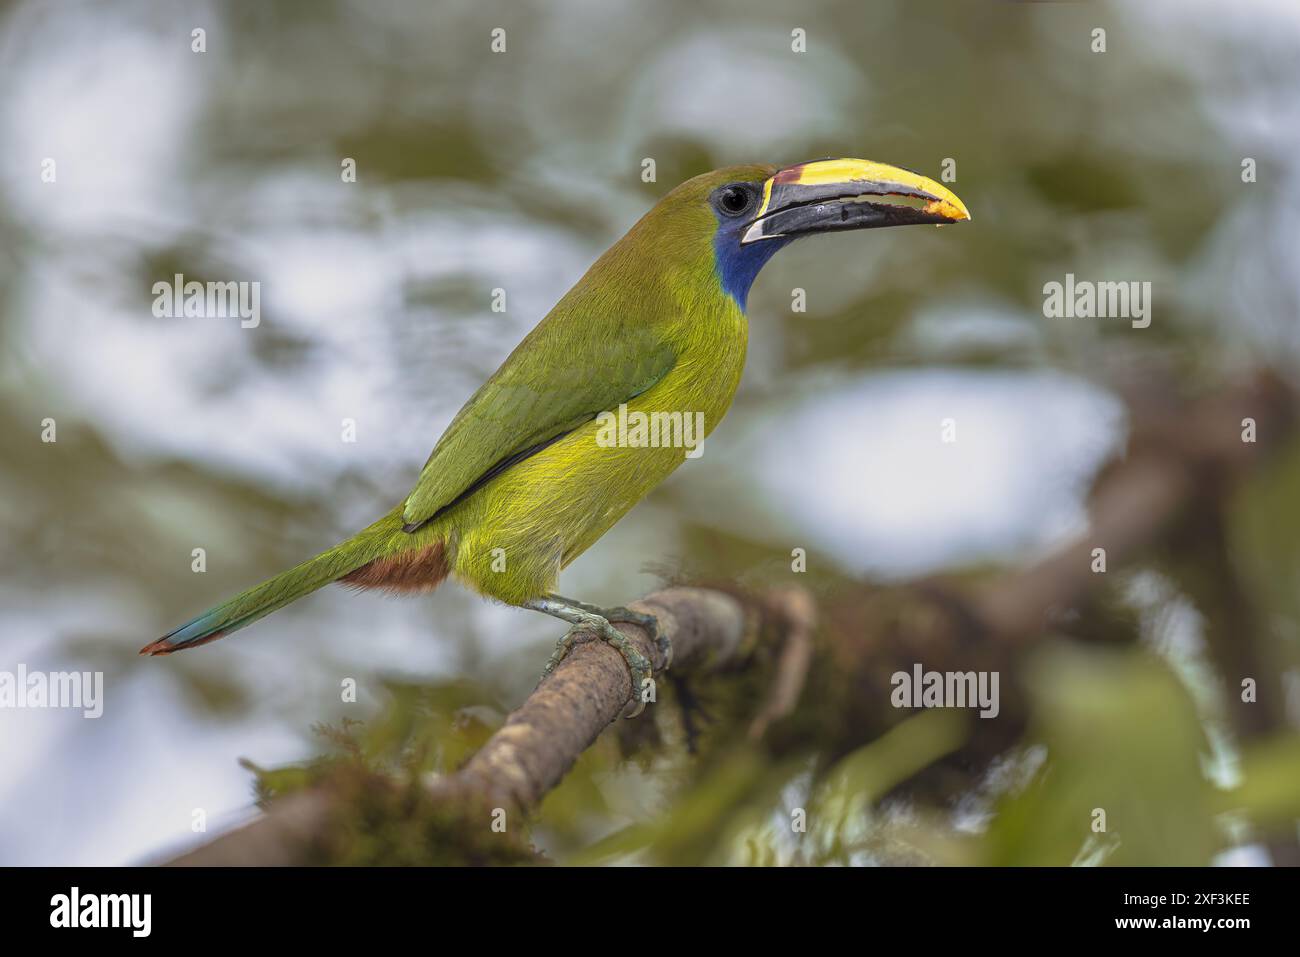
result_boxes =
[551,596,672,670]
[527,596,666,718]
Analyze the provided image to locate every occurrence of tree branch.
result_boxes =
[163,586,759,865]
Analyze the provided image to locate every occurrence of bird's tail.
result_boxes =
[141,509,446,656]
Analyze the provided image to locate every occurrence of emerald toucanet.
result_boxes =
[144,158,970,717]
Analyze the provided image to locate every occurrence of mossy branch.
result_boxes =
[162,586,783,865]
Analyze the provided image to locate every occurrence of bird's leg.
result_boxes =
[549,594,672,670]
[524,596,658,718]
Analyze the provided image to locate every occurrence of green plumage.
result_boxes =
[150,165,774,652]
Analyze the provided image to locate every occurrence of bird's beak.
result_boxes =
[741,157,971,245]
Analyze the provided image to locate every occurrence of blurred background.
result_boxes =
[2,0,1299,865]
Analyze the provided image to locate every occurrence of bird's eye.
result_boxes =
[715,184,754,217]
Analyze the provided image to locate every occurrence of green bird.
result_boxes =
[144,157,970,716]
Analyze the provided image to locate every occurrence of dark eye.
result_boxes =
[715,184,754,217]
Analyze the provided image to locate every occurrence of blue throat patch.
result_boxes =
[712,219,790,310]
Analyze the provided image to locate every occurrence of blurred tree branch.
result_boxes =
[779,370,1300,859]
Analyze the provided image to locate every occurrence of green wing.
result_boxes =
[401,315,676,529]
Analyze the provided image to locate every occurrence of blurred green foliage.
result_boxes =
[2,0,1298,864]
